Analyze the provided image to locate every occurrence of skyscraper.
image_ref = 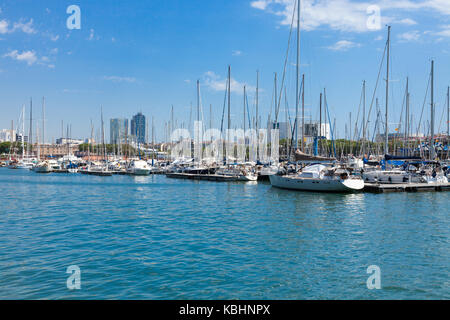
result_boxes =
[110,118,128,144]
[131,112,146,144]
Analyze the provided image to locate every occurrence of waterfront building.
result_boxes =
[131,112,146,145]
[56,138,85,145]
[110,118,129,144]
[0,129,16,143]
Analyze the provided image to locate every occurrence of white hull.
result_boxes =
[238,174,258,181]
[129,168,151,176]
[33,166,52,173]
[269,174,364,192]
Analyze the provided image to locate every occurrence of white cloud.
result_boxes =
[232,50,242,56]
[435,25,450,37]
[251,0,269,10]
[88,29,95,41]
[374,35,384,41]
[397,18,417,25]
[203,71,255,93]
[12,19,36,34]
[250,0,450,33]
[0,20,8,34]
[50,48,58,55]
[0,18,37,34]
[50,34,59,41]
[398,30,421,41]
[327,40,361,51]
[103,76,136,83]
[4,50,37,65]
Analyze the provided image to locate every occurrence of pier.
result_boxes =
[166,172,244,182]
[364,182,450,193]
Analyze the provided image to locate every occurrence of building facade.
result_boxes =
[110,118,129,144]
[131,112,146,145]
[0,129,16,143]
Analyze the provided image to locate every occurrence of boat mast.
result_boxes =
[447,86,449,138]
[243,85,246,162]
[405,77,409,156]
[362,80,366,157]
[196,79,200,163]
[22,105,25,159]
[42,97,45,145]
[256,70,259,161]
[227,65,231,161]
[295,0,301,151]
[29,98,33,158]
[301,73,305,152]
[385,26,391,156]
[430,60,435,160]
[152,116,155,166]
[319,93,322,155]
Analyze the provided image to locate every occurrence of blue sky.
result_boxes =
[1,0,450,142]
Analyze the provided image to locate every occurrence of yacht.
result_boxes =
[127,160,151,176]
[32,161,53,173]
[270,164,364,192]
[216,165,258,181]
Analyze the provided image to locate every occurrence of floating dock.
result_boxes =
[364,182,450,193]
[166,172,242,182]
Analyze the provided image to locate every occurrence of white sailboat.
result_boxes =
[127,159,151,175]
[270,164,364,192]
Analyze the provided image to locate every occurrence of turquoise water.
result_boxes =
[0,168,448,299]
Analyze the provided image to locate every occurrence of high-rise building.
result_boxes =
[0,129,16,143]
[130,112,146,144]
[110,118,129,144]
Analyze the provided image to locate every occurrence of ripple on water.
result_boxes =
[0,168,448,299]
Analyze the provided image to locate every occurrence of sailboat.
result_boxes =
[268,0,365,192]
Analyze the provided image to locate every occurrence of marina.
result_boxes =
[0,0,449,303]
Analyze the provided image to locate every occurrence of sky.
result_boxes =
[0,0,450,143]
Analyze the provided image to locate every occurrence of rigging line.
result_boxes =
[245,91,252,130]
[393,81,407,141]
[275,0,297,123]
[417,72,431,136]
[353,84,364,141]
[364,39,388,135]
[220,82,228,135]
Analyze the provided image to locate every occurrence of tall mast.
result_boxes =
[243,85,246,162]
[385,26,391,156]
[152,116,155,166]
[228,65,231,141]
[295,0,301,151]
[319,93,322,154]
[197,79,200,122]
[243,86,246,134]
[210,104,212,131]
[196,79,200,163]
[42,97,45,145]
[430,60,435,160]
[28,98,33,158]
[256,70,259,156]
[362,80,366,156]
[447,86,449,138]
[301,74,305,152]
[21,105,25,159]
[405,78,409,156]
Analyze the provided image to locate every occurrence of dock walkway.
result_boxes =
[364,182,450,193]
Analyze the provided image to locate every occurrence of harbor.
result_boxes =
[0,0,449,303]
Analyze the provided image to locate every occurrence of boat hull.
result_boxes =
[33,166,52,173]
[129,168,151,176]
[269,174,364,192]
